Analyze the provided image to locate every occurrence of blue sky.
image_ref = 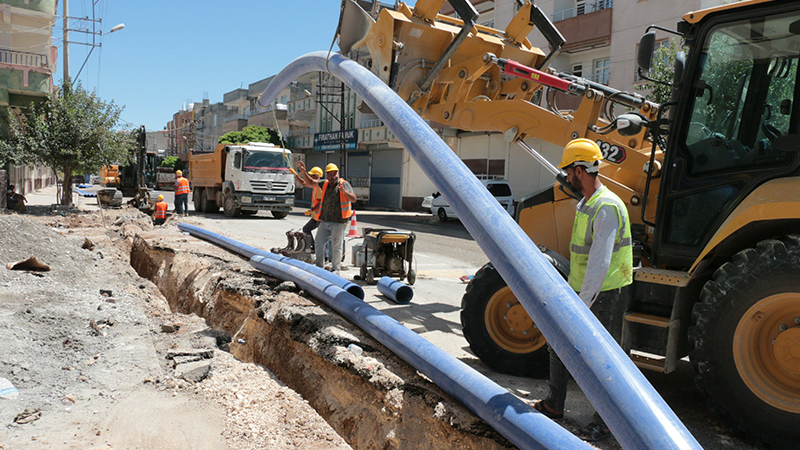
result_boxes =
[57,1,410,132]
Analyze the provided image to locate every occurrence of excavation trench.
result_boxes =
[129,234,515,450]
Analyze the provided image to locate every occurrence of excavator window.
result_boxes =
[682,11,799,175]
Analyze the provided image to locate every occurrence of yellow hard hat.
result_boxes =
[558,139,603,169]
[308,167,323,177]
[175,170,183,176]
[158,194,164,200]
[325,163,339,173]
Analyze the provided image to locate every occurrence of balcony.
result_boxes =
[0,49,49,69]
[287,128,311,137]
[222,113,248,124]
[359,119,384,129]
[552,1,612,53]
[552,0,612,22]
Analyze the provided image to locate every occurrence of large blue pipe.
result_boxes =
[250,255,588,450]
[177,222,364,300]
[258,52,700,450]
[377,277,414,304]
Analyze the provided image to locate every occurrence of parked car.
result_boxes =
[423,177,515,222]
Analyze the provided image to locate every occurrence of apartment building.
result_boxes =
[0,0,58,193]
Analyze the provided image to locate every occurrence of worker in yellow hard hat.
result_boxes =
[295,160,356,274]
[292,166,325,251]
[174,169,190,216]
[531,138,632,443]
[153,194,168,226]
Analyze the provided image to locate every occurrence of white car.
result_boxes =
[423,178,515,222]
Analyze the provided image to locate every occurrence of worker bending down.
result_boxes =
[531,139,633,442]
[295,161,356,274]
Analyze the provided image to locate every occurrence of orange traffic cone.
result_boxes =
[347,211,360,237]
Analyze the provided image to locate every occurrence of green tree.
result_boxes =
[159,155,185,171]
[635,38,685,105]
[218,125,283,146]
[1,79,135,205]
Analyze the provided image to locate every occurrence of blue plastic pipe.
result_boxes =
[250,255,588,450]
[377,277,414,304]
[257,52,701,450]
[177,222,364,300]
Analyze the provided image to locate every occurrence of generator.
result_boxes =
[360,228,416,285]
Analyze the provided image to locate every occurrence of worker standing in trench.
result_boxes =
[531,139,633,442]
[295,161,356,274]
[153,194,168,226]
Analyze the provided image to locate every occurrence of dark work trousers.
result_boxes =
[544,286,629,425]
[302,218,319,250]
[175,193,188,215]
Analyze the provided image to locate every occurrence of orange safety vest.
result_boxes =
[154,200,168,219]
[309,185,323,221]
[175,176,190,195]
[320,178,352,220]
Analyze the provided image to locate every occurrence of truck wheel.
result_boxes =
[201,189,218,213]
[689,236,800,447]
[223,194,240,218]
[271,210,289,219]
[193,189,202,212]
[461,263,550,377]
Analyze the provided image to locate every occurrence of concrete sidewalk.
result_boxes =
[22,184,100,211]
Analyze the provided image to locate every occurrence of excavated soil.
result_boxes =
[1,206,516,450]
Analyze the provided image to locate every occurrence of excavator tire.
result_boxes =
[461,263,550,377]
[689,236,800,448]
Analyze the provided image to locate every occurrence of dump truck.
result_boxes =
[340,0,800,446]
[189,142,295,219]
[156,167,175,190]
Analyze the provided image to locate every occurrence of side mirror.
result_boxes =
[637,31,656,74]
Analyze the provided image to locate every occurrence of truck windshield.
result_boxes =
[243,151,291,172]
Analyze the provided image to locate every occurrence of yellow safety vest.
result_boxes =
[568,186,633,292]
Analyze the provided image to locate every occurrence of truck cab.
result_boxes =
[190,142,296,219]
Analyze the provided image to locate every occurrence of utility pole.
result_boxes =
[62,0,69,81]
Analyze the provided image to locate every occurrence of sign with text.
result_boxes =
[314,129,358,151]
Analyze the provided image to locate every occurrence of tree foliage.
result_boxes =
[159,155,185,171]
[1,79,135,205]
[635,38,685,106]
[218,125,283,146]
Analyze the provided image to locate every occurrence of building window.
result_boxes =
[572,64,583,77]
[593,58,610,85]
[577,0,586,15]
[213,115,217,127]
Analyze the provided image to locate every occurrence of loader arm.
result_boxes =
[342,0,662,256]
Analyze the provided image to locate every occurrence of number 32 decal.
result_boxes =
[596,140,627,164]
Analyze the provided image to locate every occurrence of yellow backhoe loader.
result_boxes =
[340,0,800,447]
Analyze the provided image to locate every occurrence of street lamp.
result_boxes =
[62,0,125,82]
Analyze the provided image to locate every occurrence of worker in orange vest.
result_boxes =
[295,161,356,274]
[296,166,324,251]
[174,170,190,216]
[153,194,168,226]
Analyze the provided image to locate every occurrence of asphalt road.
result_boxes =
[70,185,763,450]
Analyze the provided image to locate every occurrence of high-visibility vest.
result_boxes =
[568,186,633,292]
[309,185,323,221]
[154,200,168,219]
[320,178,352,220]
[175,176,190,195]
